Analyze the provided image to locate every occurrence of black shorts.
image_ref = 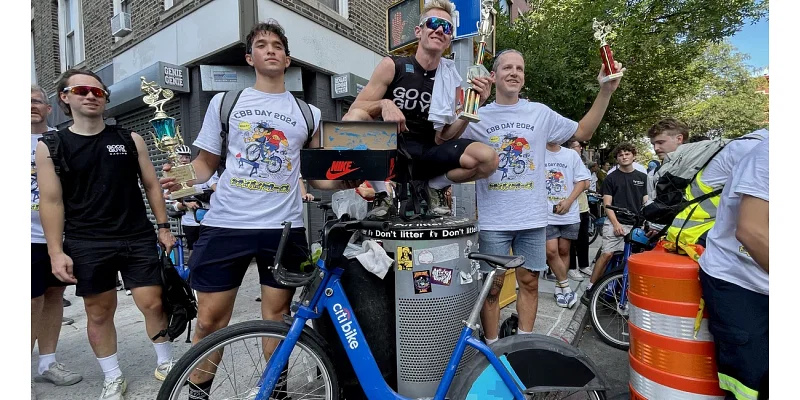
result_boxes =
[699,268,768,398]
[188,226,309,292]
[402,138,476,181]
[32,243,70,298]
[183,225,200,250]
[64,234,161,297]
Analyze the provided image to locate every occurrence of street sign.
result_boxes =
[453,0,480,39]
[387,0,423,53]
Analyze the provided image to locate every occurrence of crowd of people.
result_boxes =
[30,0,768,399]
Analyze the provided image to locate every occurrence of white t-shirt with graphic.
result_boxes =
[699,138,769,295]
[701,129,768,188]
[545,147,591,225]
[461,99,578,231]
[31,133,49,244]
[181,173,219,227]
[193,88,321,229]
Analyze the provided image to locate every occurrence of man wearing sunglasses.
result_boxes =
[344,0,496,216]
[460,48,623,345]
[36,69,177,400]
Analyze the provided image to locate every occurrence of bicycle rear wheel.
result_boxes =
[587,214,599,245]
[157,320,339,400]
[589,271,630,350]
[449,334,607,400]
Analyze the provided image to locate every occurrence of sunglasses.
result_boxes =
[420,16,453,36]
[62,85,109,99]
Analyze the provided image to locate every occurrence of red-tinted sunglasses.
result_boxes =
[62,85,109,99]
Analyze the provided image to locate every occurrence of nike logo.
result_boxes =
[326,161,360,180]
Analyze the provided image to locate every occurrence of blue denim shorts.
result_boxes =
[478,227,547,273]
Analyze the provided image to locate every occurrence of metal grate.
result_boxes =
[114,102,182,233]
[397,287,480,382]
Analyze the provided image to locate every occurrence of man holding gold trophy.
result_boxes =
[36,69,177,400]
[460,19,625,344]
[344,0,497,217]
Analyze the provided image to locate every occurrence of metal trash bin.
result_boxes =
[361,216,482,398]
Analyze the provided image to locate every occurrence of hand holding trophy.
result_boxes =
[592,18,624,83]
[459,0,496,122]
[141,77,199,199]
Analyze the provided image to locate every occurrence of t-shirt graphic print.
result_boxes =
[194,88,321,229]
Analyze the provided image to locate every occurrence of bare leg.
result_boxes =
[545,239,568,282]
[515,269,540,332]
[558,238,572,276]
[31,295,45,352]
[188,289,239,384]
[84,290,119,358]
[37,286,67,355]
[590,252,614,285]
[447,143,500,182]
[129,285,169,343]
[479,273,506,341]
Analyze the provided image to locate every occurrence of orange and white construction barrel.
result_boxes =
[626,244,725,399]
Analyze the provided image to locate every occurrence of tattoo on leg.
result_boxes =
[486,274,505,304]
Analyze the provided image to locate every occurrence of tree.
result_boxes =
[492,0,769,145]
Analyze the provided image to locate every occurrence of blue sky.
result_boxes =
[729,18,769,72]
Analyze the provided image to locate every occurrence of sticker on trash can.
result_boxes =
[413,270,432,294]
[397,246,413,271]
[414,243,459,264]
[430,266,453,286]
[459,271,473,285]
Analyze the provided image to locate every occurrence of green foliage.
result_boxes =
[491,0,768,145]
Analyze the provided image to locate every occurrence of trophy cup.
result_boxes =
[459,0,495,122]
[141,77,199,199]
[592,18,624,83]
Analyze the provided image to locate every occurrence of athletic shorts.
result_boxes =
[600,220,632,253]
[699,269,768,399]
[188,226,309,293]
[408,138,475,181]
[183,225,200,250]
[546,223,581,241]
[64,234,161,297]
[478,228,547,273]
[31,243,70,298]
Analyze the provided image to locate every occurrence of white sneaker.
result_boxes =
[579,266,594,276]
[568,270,585,281]
[99,376,127,400]
[154,360,174,381]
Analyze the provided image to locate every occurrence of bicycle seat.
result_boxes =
[467,252,525,269]
[167,210,185,219]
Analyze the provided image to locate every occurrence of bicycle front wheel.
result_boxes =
[449,334,607,400]
[157,320,339,400]
[589,271,630,350]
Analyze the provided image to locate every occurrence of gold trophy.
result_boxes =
[141,77,199,199]
[459,0,495,122]
[592,18,624,83]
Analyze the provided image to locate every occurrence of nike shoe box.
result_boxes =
[300,120,398,181]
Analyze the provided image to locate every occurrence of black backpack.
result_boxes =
[39,126,140,177]
[152,250,198,343]
[217,90,316,176]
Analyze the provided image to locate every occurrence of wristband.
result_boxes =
[157,223,171,230]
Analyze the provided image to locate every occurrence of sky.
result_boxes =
[728,17,769,73]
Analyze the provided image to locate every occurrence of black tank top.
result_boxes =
[56,126,153,240]
[382,56,437,158]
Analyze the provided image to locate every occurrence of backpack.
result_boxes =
[217,90,316,176]
[40,126,139,177]
[152,249,197,343]
[641,135,762,225]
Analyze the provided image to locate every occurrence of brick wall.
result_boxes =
[82,0,114,70]
[32,0,62,95]
[270,0,391,56]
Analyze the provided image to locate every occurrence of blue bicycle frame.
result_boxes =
[252,258,526,400]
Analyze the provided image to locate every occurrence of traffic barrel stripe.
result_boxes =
[628,302,713,342]
[629,357,725,399]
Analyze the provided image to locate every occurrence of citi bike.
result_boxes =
[157,214,607,400]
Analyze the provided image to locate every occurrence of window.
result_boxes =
[121,0,130,14]
[58,0,84,70]
[164,0,182,10]
[318,0,349,19]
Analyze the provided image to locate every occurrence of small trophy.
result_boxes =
[459,0,495,122]
[141,77,199,199]
[592,18,624,83]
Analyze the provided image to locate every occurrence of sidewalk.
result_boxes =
[31,242,599,399]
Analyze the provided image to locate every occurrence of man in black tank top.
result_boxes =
[344,0,497,216]
[35,69,177,398]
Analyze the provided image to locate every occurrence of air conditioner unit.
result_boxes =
[111,12,132,38]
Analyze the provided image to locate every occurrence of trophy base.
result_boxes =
[164,163,198,200]
[168,186,202,200]
[600,71,624,83]
[458,112,480,123]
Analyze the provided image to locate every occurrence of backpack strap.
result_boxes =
[218,89,244,176]
[39,131,68,176]
[294,96,316,147]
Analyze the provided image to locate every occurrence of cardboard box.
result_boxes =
[300,121,398,181]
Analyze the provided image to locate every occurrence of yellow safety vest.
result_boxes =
[664,169,720,261]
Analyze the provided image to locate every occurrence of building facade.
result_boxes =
[32,0,390,231]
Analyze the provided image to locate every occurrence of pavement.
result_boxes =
[31,242,608,399]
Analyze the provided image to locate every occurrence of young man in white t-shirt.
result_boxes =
[545,142,590,308]
[698,138,768,399]
[160,21,346,398]
[460,49,623,342]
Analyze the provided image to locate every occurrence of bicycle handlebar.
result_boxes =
[604,205,635,216]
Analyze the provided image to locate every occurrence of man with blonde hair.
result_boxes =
[343,0,496,216]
